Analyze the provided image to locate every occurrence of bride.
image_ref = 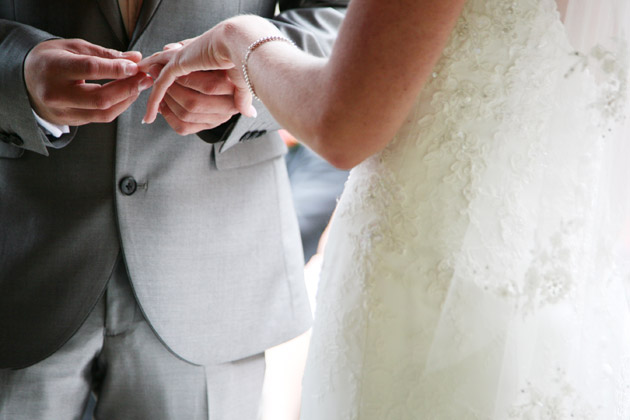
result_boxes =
[141,0,630,418]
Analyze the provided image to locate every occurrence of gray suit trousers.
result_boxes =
[0,257,265,420]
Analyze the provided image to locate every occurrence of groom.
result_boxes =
[0,0,346,418]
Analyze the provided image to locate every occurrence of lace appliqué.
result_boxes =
[508,369,594,419]
[566,44,630,123]
[521,222,583,312]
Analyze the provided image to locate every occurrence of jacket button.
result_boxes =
[119,176,137,195]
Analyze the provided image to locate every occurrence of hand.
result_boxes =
[24,38,154,126]
[143,43,243,135]
[139,25,256,125]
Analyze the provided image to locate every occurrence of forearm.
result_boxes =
[227,0,466,169]
[215,17,347,167]
[222,18,384,169]
[241,40,336,163]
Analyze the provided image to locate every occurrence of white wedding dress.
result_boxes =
[300,0,630,418]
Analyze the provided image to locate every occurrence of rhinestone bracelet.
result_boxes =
[242,36,296,101]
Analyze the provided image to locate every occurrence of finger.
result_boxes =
[40,73,150,109]
[120,51,143,63]
[143,61,186,124]
[160,102,232,135]
[166,82,238,115]
[163,36,199,51]
[64,39,123,58]
[175,71,234,96]
[163,42,184,51]
[66,39,143,63]
[163,93,235,124]
[72,73,153,110]
[226,68,256,118]
[63,54,139,80]
[144,63,164,80]
[58,92,140,126]
[137,49,178,73]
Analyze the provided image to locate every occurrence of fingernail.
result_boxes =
[141,119,147,125]
[164,42,184,50]
[122,51,142,60]
[248,105,258,118]
[124,62,138,76]
[138,77,153,92]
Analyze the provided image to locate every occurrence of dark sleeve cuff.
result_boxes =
[0,20,62,155]
[279,0,350,12]
[196,114,241,144]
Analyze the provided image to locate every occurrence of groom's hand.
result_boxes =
[152,69,239,136]
[24,39,154,126]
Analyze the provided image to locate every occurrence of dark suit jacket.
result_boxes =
[0,0,347,369]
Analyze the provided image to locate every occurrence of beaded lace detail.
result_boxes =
[301,0,630,419]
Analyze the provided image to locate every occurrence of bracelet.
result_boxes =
[242,36,296,101]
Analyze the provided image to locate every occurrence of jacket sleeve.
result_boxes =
[197,2,349,153]
[0,19,76,156]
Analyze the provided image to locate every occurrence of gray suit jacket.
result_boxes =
[0,0,347,369]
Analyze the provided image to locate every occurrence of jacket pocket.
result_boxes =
[214,132,287,171]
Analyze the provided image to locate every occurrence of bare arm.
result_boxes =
[142,0,466,168]
[252,0,466,168]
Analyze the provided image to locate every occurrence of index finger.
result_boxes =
[138,49,178,74]
[175,71,234,96]
[63,54,139,80]
[64,39,143,63]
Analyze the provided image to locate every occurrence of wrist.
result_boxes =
[217,16,283,65]
[24,40,56,123]
[242,36,296,101]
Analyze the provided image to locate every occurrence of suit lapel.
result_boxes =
[129,0,165,47]
[95,0,129,47]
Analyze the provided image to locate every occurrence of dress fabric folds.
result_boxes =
[300,0,630,418]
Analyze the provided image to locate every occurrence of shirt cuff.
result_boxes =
[32,110,70,138]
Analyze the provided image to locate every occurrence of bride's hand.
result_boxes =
[140,26,255,124]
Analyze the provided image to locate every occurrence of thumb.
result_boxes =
[235,86,257,118]
[228,68,256,118]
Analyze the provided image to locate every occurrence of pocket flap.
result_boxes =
[214,133,287,170]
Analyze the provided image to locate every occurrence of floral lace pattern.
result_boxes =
[508,369,594,419]
[300,0,630,419]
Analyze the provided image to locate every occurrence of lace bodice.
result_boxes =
[301,0,630,419]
